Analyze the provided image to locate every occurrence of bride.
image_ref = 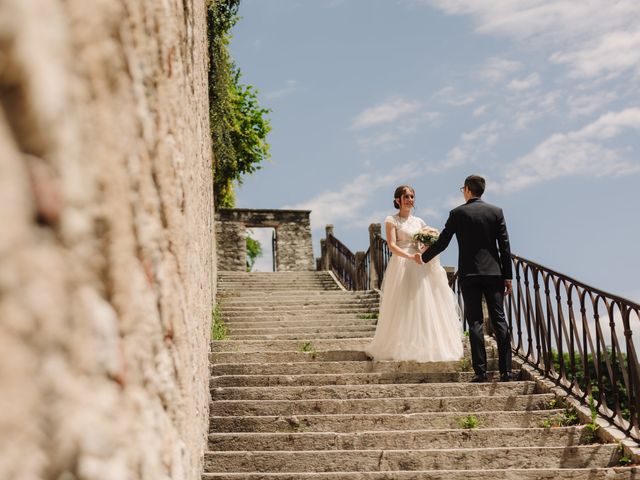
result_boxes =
[365,185,463,362]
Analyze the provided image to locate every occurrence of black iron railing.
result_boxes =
[507,255,640,441]
[371,234,391,289]
[326,234,357,290]
[319,223,640,441]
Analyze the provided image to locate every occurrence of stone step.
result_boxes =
[208,426,590,451]
[212,357,496,377]
[227,324,377,335]
[225,319,378,329]
[221,307,379,314]
[221,313,380,322]
[220,296,379,304]
[211,381,539,401]
[210,350,372,364]
[203,444,621,472]
[209,393,554,416]
[228,331,375,341]
[211,339,378,352]
[210,371,511,388]
[202,467,638,480]
[208,409,568,433]
[219,291,379,299]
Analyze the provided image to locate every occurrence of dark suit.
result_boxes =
[421,198,512,376]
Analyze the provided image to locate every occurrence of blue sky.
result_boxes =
[230,0,640,303]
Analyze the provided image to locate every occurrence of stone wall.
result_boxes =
[0,1,213,479]
[216,209,314,272]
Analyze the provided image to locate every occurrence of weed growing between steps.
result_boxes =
[299,341,317,359]
[358,313,378,320]
[458,357,472,372]
[584,394,601,443]
[458,414,480,429]
[211,304,229,340]
[539,407,579,428]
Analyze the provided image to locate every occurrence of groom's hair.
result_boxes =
[464,175,485,197]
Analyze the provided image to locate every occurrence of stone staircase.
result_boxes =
[204,271,636,479]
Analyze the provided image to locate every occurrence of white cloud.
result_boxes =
[473,105,488,117]
[478,57,522,83]
[500,108,640,192]
[433,86,478,107]
[567,91,618,118]
[433,121,502,171]
[550,29,640,79]
[507,73,541,91]
[351,97,422,129]
[285,164,420,230]
[265,79,301,100]
[356,132,401,152]
[425,0,640,82]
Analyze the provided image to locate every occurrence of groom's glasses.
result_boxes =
[459,186,465,192]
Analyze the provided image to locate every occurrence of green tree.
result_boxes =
[246,235,262,272]
[207,0,271,208]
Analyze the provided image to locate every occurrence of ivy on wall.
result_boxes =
[207,0,271,209]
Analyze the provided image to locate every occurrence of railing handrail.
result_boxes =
[512,254,640,308]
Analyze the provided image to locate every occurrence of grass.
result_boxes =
[358,312,378,320]
[211,303,229,340]
[539,407,580,428]
[584,394,601,443]
[458,414,480,429]
[299,341,317,359]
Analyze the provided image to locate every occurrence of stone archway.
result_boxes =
[214,208,315,271]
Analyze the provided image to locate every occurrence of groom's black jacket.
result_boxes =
[421,198,512,279]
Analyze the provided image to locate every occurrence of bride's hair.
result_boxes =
[393,185,415,209]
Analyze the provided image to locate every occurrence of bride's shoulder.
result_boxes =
[384,215,397,225]
[413,216,426,227]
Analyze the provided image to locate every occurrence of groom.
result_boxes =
[415,175,513,382]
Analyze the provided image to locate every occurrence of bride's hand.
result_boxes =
[418,244,428,253]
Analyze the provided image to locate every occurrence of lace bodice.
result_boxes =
[385,215,426,252]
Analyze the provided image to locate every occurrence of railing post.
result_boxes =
[355,251,365,290]
[323,225,334,271]
[369,223,381,289]
[319,239,326,271]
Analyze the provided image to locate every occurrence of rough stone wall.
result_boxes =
[215,220,246,271]
[215,209,314,272]
[0,1,213,479]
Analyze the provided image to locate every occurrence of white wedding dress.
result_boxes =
[365,215,464,362]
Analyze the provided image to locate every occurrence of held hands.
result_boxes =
[504,280,513,295]
[413,252,423,265]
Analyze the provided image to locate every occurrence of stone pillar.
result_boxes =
[215,221,246,271]
[275,219,314,271]
[368,223,381,290]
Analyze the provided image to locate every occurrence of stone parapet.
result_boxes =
[215,209,314,272]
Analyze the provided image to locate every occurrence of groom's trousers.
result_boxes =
[460,275,512,376]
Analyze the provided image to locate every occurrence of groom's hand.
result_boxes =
[414,253,423,265]
[504,280,513,295]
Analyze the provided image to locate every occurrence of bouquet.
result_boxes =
[413,226,440,247]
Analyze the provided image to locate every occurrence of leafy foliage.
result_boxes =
[207,0,271,208]
[246,235,263,271]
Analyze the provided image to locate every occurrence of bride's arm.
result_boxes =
[385,222,414,259]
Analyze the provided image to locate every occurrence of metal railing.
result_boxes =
[507,254,640,441]
[325,234,357,290]
[319,223,640,441]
